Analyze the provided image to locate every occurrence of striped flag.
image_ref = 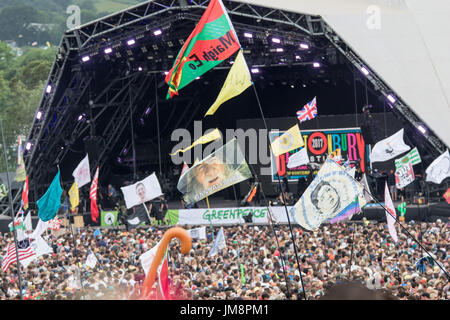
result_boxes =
[395,147,421,169]
[90,166,100,223]
[296,97,317,123]
[1,239,36,272]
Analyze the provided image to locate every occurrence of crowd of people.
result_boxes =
[0,218,448,300]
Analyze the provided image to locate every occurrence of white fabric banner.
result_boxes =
[208,227,226,257]
[384,182,398,242]
[370,129,411,163]
[31,219,49,239]
[287,147,309,169]
[139,241,163,276]
[187,227,207,240]
[72,154,91,188]
[121,173,163,209]
[20,235,53,268]
[425,150,450,184]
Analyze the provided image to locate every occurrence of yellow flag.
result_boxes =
[204,50,252,117]
[271,124,304,157]
[68,182,79,210]
[169,128,221,155]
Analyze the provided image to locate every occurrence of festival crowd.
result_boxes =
[0,218,448,300]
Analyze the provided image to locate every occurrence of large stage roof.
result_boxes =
[241,0,450,148]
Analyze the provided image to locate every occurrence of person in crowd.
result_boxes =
[387,169,397,201]
[108,184,119,208]
[0,219,448,300]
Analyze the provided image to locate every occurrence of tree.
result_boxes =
[0,6,46,46]
[0,41,15,74]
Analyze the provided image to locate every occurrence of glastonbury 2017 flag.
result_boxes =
[177,138,251,205]
[165,0,241,98]
[395,160,415,189]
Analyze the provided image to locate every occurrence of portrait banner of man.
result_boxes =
[290,158,366,231]
[177,138,252,205]
[121,173,163,209]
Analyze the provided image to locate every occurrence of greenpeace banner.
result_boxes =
[165,206,293,226]
[270,127,368,181]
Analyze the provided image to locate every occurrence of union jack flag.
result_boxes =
[296,97,317,123]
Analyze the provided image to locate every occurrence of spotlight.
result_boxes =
[387,94,396,103]
[295,55,301,60]
[360,66,369,76]
[153,29,162,36]
[127,39,136,46]
[117,157,122,164]
[140,118,145,125]
[300,43,309,49]
[417,125,427,134]
[122,147,128,155]
[313,62,320,68]
[81,56,90,62]
[25,142,32,151]
[104,47,112,54]
[77,113,86,121]
[251,68,260,74]
[272,37,281,44]
[164,71,169,75]
[276,48,284,52]
[244,32,253,38]
[145,107,151,115]
[138,66,143,72]
[46,85,52,93]
[36,111,43,120]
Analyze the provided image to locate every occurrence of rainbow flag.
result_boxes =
[328,198,360,224]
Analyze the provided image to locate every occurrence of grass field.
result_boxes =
[95,0,143,13]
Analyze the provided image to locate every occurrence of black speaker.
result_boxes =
[84,137,101,162]
[360,125,375,145]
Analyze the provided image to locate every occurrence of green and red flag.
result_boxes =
[165,0,241,99]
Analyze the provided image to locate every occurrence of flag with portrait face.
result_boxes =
[120,173,163,209]
[289,158,365,230]
[177,138,251,205]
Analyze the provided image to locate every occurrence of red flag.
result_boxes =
[156,251,170,300]
[22,176,29,210]
[444,188,450,204]
[90,166,99,223]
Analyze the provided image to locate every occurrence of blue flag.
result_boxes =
[37,170,63,222]
[207,227,226,257]
[93,229,101,238]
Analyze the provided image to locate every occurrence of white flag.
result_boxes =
[208,227,226,257]
[287,148,309,169]
[384,182,398,242]
[23,211,32,232]
[121,173,163,209]
[72,154,91,188]
[31,218,49,239]
[360,173,373,204]
[187,226,207,240]
[139,241,164,276]
[425,150,450,184]
[86,252,98,269]
[21,235,53,268]
[370,129,411,163]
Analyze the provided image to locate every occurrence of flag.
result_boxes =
[329,148,342,163]
[370,129,411,162]
[165,0,240,99]
[444,188,450,204]
[37,170,63,222]
[23,211,32,232]
[22,176,29,210]
[360,173,373,204]
[90,166,99,223]
[290,158,365,231]
[287,147,309,169]
[0,183,6,200]
[328,197,361,224]
[20,235,52,268]
[169,128,222,155]
[270,124,304,157]
[177,138,251,205]
[93,229,101,238]
[121,173,163,209]
[208,227,226,257]
[240,263,246,285]
[86,252,98,269]
[68,181,79,210]
[125,205,150,228]
[204,50,252,116]
[425,150,450,185]
[395,161,415,189]
[48,217,62,231]
[101,210,119,227]
[15,136,26,182]
[31,219,49,239]
[384,182,398,242]
[72,154,91,188]
[187,226,207,240]
[395,147,422,169]
[1,239,36,272]
[156,250,170,300]
[296,97,317,123]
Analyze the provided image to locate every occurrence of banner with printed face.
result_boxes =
[177,138,252,205]
[270,127,368,182]
[121,173,163,209]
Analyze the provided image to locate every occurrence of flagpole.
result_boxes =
[334,161,450,280]
[205,196,214,241]
[348,222,357,280]
[142,202,152,225]
[0,118,24,300]
[250,83,307,300]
